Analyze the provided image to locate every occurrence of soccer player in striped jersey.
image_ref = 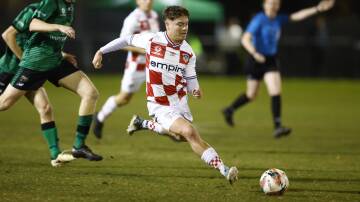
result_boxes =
[0,0,102,162]
[0,3,75,167]
[92,6,239,184]
[222,0,335,138]
[93,0,159,139]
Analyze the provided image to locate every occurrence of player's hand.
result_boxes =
[192,89,202,99]
[57,25,75,39]
[253,52,266,63]
[62,52,78,67]
[92,50,103,69]
[317,0,335,12]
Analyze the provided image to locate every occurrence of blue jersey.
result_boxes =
[245,12,289,56]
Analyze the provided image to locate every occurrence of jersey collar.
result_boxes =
[165,32,182,49]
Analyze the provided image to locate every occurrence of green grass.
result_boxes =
[0,75,360,202]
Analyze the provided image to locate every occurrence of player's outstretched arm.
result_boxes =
[29,18,75,39]
[1,26,22,59]
[290,0,335,22]
[241,32,266,63]
[122,46,146,54]
[92,35,133,69]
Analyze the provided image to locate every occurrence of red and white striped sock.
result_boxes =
[201,147,227,176]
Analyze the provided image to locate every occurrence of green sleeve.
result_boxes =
[33,0,57,21]
[12,4,37,33]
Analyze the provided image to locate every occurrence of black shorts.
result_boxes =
[0,72,14,95]
[11,60,79,91]
[244,55,280,80]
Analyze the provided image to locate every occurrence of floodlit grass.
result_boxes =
[0,75,359,201]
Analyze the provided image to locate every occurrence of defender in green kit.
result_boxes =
[0,3,38,88]
[1,3,76,167]
[0,0,103,163]
[18,0,75,71]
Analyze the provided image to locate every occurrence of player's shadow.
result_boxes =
[71,164,360,184]
[92,171,231,181]
[112,172,218,179]
[75,164,224,171]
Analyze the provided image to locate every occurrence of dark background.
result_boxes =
[1,0,360,78]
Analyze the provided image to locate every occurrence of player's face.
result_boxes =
[165,16,189,43]
[136,0,153,12]
[263,0,281,18]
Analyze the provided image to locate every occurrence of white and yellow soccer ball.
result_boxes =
[259,168,289,195]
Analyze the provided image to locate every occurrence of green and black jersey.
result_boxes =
[0,3,39,74]
[19,0,75,71]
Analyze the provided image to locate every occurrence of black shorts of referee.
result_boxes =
[244,54,280,80]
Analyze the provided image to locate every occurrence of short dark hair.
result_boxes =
[163,6,189,21]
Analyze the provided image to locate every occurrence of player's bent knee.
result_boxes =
[0,99,12,111]
[247,94,257,101]
[82,87,99,101]
[92,89,100,100]
[180,125,196,140]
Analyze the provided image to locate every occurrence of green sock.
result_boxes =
[73,115,93,149]
[41,122,60,160]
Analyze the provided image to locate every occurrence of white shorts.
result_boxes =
[147,97,193,131]
[120,63,146,93]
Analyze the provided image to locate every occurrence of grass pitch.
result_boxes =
[0,75,359,202]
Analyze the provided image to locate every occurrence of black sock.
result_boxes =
[271,95,282,128]
[228,93,250,112]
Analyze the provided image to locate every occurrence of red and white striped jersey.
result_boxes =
[129,31,197,106]
[120,8,159,71]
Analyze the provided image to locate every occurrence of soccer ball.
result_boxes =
[259,168,289,195]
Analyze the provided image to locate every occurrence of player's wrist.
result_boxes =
[54,24,61,32]
[97,49,104,55]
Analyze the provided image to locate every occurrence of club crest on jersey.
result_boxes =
[67,6,74,15]
[182,54,189,63]
[180,51,191,65]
